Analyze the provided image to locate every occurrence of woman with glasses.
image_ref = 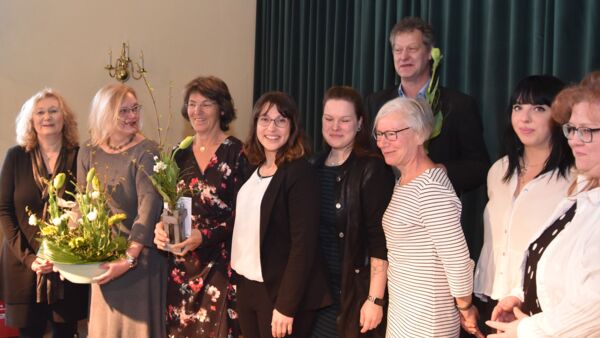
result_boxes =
[153,76,245,337]
[78,83,166,337]
[473,75,572,334]
[310,86,394,338]
[0,89,88,338]
[374,97,478,337]
[231,91,331,338]
[486,75,600,337]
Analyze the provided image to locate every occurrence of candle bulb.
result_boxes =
[108,49,112,66]
[140,50,145,68]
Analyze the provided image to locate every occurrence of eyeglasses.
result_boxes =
[186,101,216,112]
[35,107,61,116]
[372,127,410,141]
[562,123,600,143]
[257,116,289,128]
[119,105,142,115]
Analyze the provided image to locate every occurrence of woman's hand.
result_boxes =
[271,308,293,338]
[30,257,53,275]
[169,229,203,256]
[459,305,484,337]
[486,306,528,337]
[92,259,131,285]
[154,221,169,251]
[491,296,522,322]
[359,300,383,333]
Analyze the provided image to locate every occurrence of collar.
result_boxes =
[398,78,431,99]
[574,175,600,205]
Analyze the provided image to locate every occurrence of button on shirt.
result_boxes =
[474,157,572,300]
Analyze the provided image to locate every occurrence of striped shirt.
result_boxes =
[382,168,473,338]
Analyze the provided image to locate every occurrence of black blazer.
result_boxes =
[242,157,331,317]
[365,85,490,194]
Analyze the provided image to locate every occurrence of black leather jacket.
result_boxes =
[311,151,394,337]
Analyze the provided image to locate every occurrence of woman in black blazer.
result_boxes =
[231,91,331,338]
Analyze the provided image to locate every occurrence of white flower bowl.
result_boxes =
[53,262,106,284]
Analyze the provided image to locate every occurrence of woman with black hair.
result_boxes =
[473,75,574,331]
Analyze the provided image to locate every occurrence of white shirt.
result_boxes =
[474,157,572,300]
[517,177,600,337]
[231,169,272,282]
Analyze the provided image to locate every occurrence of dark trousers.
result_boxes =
[237,275,316,338]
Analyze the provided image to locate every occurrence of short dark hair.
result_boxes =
[180,76,236,131]
[244,91,309,166]
[502,75,572,182]
[323,86,374,156]
[389,16,435,49]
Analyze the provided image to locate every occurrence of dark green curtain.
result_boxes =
[253,0,600,258]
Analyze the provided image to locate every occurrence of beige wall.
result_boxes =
[0,0,256,165]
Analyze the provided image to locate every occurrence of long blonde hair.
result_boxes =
[88,83,138,146]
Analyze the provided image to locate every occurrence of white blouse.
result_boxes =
[474,157,572,300]
[231,169,272,282]
[517,178,600,337]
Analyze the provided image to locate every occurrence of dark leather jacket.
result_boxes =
[311,151,394,337]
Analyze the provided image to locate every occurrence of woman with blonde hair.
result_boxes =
[0,88,88,337]
[78,83,166,338]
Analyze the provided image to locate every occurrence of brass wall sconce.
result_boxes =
[105,42,146,82]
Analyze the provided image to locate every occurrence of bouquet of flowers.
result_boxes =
[28,168,128,265]
[149,135,194,211]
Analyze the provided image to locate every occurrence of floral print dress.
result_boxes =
[167,136,246,338]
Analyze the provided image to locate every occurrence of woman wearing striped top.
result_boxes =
[373,97,479,337]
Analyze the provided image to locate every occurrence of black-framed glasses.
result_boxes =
[562,123,600,143]
[372,127,410,141]
[118,104,142,115]
[257,116,289,128]
[186,101,216,112]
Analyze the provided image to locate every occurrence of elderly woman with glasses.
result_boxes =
[153,76,246,338]
[373,97,478,337]
[0,89,88,338]
[486,74,600,337]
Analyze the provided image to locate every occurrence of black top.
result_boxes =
[522,202,577,315]
[0,145,88,325]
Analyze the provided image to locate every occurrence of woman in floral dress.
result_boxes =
[154,76,247,338]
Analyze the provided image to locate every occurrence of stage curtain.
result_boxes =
[253,0,600,258]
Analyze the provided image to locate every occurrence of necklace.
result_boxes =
[107,134,136,151]
[325,151,348,167]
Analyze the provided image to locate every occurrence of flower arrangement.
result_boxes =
[148,135,194,211]
[426,47,444,142]
[28,168,128,264]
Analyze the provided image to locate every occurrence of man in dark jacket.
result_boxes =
[365,17,489,195]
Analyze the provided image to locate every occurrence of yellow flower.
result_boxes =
[86,168,96,183]
[107,213,127,226]
[92,176,101,192]
[178,136,194,150]
[53,173,66,190]
[40,225,58,236]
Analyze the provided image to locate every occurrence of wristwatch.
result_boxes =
[125,253,138,269]
[367,295,386,306]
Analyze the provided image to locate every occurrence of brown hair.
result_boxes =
[322,86,375,156]
[389,16,435,49]
[244,91,309,166]
[15,88,78,151]
[180,76,236,131]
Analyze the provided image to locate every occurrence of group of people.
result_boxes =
[1,16,599,338]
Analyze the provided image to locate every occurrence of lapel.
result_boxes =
[259,161,288,244]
